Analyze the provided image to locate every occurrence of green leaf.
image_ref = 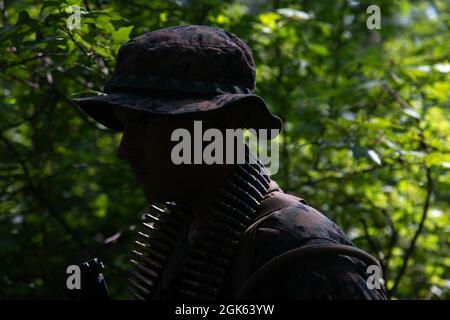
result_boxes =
[112,26,133,44]
[367,149,382,165]
[403,108,421,119]
[308,43,329,56]
[277,8,312,21]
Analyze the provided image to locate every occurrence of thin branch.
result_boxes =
[6,73,40,89]
[360,218,386,276]
[62,28,91,59]
[379,81,434,296]
[0,91,52,132]
[302,166,380,188]
[380,208,398,270]
[389,167,433,296]
[360,218,382,258]
[0,53,45,70]
[50,84,116,133]
[382,84,413,111]
[363,197,399,267]
[28,183,89,252]
[0,0,8,26]
[0,133,89,252]
[82,0,91,11]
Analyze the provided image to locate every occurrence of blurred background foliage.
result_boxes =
[0,0,449,299]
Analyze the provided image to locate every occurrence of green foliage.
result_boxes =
[0,0,449,299]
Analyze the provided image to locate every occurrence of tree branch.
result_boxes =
[389,167,433,296]
[360,218,382,258]
[0,0,8,26]
[0,133,89,252]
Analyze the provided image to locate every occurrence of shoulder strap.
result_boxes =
[236,244,383,299]
[239,194,384,299]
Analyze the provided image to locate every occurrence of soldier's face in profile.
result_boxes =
[112,106,234,204]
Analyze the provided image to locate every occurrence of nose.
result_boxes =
[117,128,140,160]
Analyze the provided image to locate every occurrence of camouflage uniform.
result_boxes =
[73,25,388,300]
[223,180,387,299]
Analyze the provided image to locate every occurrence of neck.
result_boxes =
[178,163,236,218]
[179,156,271,220]
[176,142,272,218]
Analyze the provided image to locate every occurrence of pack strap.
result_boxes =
[236,244,383,299]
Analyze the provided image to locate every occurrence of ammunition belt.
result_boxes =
[128,157,271,300]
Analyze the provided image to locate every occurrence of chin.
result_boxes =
[144,192,162,203]
[143,189,175,204]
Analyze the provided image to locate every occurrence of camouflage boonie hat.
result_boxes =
[72,25,282,135]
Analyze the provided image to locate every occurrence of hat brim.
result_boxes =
[72,92,283,137]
